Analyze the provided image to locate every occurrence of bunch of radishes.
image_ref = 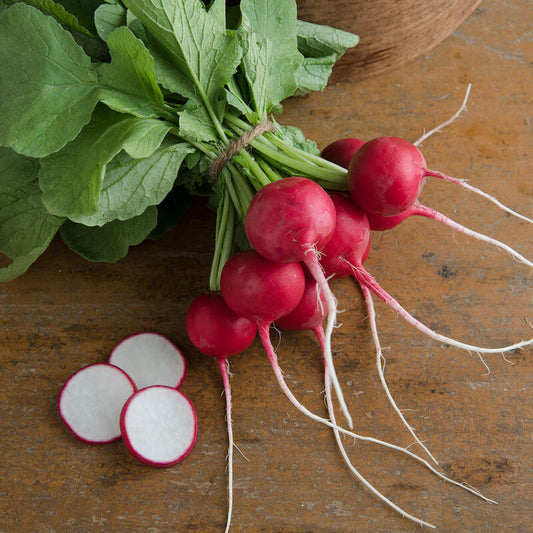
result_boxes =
[185,118,532,530]
[59,333,197,468]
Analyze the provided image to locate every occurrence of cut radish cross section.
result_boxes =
[58,363,136,444]
[120,386,197,467]
[109,332,186,390]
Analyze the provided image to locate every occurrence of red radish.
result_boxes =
[347,136,427,217]
[244,176,353,428]
[120,385,197,467]
[186,292,257,533]
[108,332,186,390]
[219,248,428,486]
[347,135,533,225]
[219,251,307,405]
[220,250,340,428]
[322,192,533,356]
[185,293,257,358]
[220,249,306,324]
[59,363,136,444]
[275,274,328,333]
[320,191,533,462]
[318,192,371,279]
[321,137,365,170]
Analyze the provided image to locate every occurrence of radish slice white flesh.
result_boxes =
[109,332,186,390]
[120,386,197,467]
[59,363,136,444]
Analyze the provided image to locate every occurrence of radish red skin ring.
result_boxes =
[120,386,198,468]
[58,363,137,445]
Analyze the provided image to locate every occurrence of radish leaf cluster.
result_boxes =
[0,0,357,282]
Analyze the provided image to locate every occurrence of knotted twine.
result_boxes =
[207,121,276,181]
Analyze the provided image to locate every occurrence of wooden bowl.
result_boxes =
[296,0,481,80]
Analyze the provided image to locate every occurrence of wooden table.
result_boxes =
[1,1,531,532]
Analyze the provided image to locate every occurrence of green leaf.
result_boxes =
[59,206,158,262]
[296,19,359,59]
[123,0,241,131]
[294,19,358,95]
[70,142,194,226]
[0,146,40,189]
[0,148,64,281]
[99,26,170,119]
[53,0,103,33]
[94,2,126,41]
[274,122,320,156]
[0,4,100,157]
[239,0,303,119]
[178,101,219,143]
[18,0,97,37]
[39,106,172,218]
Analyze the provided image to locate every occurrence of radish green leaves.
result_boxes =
[0,0,357,283]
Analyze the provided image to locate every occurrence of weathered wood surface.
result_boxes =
[1,1,531,532]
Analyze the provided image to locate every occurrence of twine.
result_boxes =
[208,121,276,181]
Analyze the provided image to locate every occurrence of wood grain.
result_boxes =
[1,1,532,532]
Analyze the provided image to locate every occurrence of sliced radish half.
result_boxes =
[120,386,197,467]
[109,332,186,390]
[59,363,136,444]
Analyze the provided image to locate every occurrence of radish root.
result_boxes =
[424,170,533,225]
[351,264,533,355]
[304,248,353,429]
[361,284,439,465]
[218,358,234,533]
[412,202,533,269]
[257,322,496,526]
[414,84,471,147]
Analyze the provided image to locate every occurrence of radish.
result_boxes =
[219,249,338,429]
[243,176,353,428]
[58,363,136,444]
[218,248,453,512]
[120,385,197,467]
[320,192,533,461]
[219,250,308,410]
[320,137,365,170]
[275,273,328,334]
[186,292,257,533]
[108,332,187,390]
[347,135,533,225]
[321,192,533,356]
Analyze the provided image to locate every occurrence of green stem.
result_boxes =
[226,163,255,216]
[220,167,245,219]
[209,188,234,292]
[232,150,272,189]
[256,155,283,182]
[224,113,347,186]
